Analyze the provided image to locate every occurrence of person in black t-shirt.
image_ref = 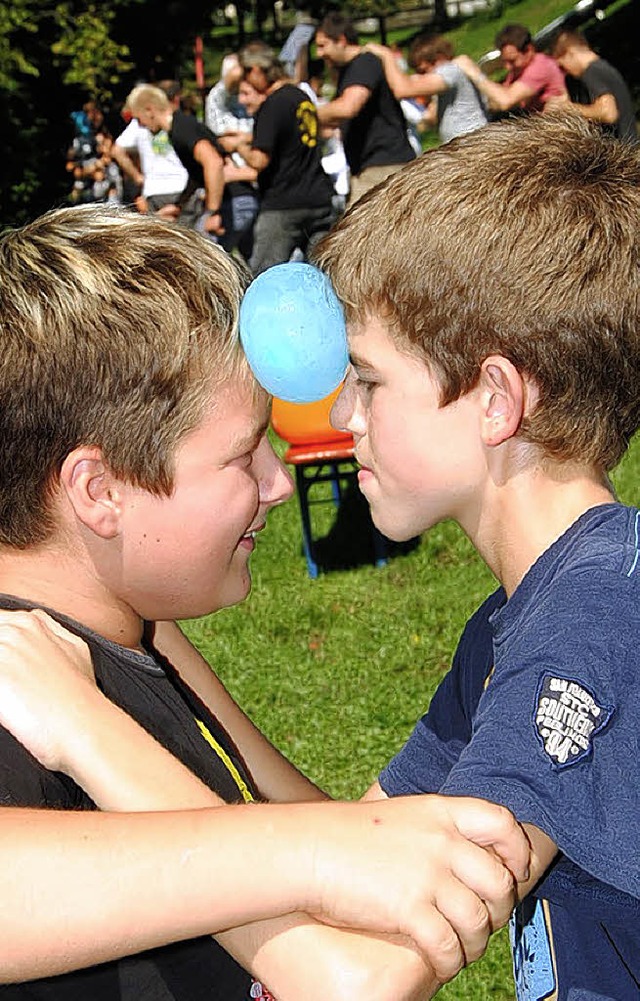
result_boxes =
[315,12,415,206]
[549,30,637,144]
[221,42,335,275]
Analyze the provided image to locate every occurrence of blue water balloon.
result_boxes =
[239,262,348,403]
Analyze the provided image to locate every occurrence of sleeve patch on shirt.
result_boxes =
[534,674,613,769]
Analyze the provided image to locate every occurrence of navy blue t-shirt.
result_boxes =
[380,504,640,1000]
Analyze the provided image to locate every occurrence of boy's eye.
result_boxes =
[230,449,254,468]
[355,375,377,395]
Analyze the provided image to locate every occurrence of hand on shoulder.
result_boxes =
[363,42,388,59]
[452,54,477,75]
[0,608,97,771]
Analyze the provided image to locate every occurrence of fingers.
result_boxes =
[434,877,493,968]
[446,837,516,932]
[446,796,531,883]
[402,902,465,984]
[0,608,94,681]
[402,838,513,978]
[29,608,90,653]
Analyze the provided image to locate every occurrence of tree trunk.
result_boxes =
[433,0,450,30]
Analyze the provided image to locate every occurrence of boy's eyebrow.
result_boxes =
[349,352,377,374]
[232,417,270,453]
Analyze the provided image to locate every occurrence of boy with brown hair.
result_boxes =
[456,22,566,114]
[550,29,637,144]
[313,112,640,999]
[0,206,527,998]
[365,34,488,144]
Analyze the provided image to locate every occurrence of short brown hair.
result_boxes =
[551,30,590,58]
[318,12,358,45]
[314,113,640,471]
[495,23,533,52]
[0,206,251,547]
[408,34,454,70]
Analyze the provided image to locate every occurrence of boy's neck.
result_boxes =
[470,462,615,598]
[0,546,145,650]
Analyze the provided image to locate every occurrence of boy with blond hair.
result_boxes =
[0,206,528,999]
[313,112,640,999]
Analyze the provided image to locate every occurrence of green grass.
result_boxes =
[182,434,640,999]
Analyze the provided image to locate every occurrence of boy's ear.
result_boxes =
[59,447,124,539]
[478,355,529,448]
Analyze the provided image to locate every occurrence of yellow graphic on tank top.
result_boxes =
[195,718,254,803]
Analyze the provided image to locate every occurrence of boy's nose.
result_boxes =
[330,381,350,433]
[260,442,294,508]
[330,376,361,436]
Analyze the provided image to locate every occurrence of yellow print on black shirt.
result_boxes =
[296,101,318,148]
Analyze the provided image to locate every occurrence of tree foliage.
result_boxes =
[51,3,133,100]
[1,0,213,225]
[0,0,40,91]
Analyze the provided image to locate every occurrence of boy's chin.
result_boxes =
[371,509,420,543]
[165,572,253,621]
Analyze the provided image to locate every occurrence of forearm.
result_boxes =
[63,690,222,811]
[219,917,438,1001]
[234,139,269,173]
[475,76,513,111]
[570,94,618,125]
[112,145,144,187]
[202,156,225,212]
[460,63,515,111]
[317,100,352,127]
[53,698,434,998]
[0,612,531,986]
[378,52,414,100]
[0,802,320,981]
[224,162,259,183]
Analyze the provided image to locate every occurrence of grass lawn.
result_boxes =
[182,433,640,999]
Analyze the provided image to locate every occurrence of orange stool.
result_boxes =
[271,390,387,577]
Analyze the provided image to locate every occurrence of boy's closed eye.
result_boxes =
[351,366,379,391]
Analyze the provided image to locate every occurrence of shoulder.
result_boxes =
[275,83,309,106]
[557,504,640,583]
[494,505,640,682]
[525,52,564,86]
[172,111,207,139]
[434,61,460,86]
[115,119,140,147]
[582,58,622,86]
[207,80,226,103]
[344,51,381,87]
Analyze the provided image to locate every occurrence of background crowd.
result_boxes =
[62,9,637,277]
